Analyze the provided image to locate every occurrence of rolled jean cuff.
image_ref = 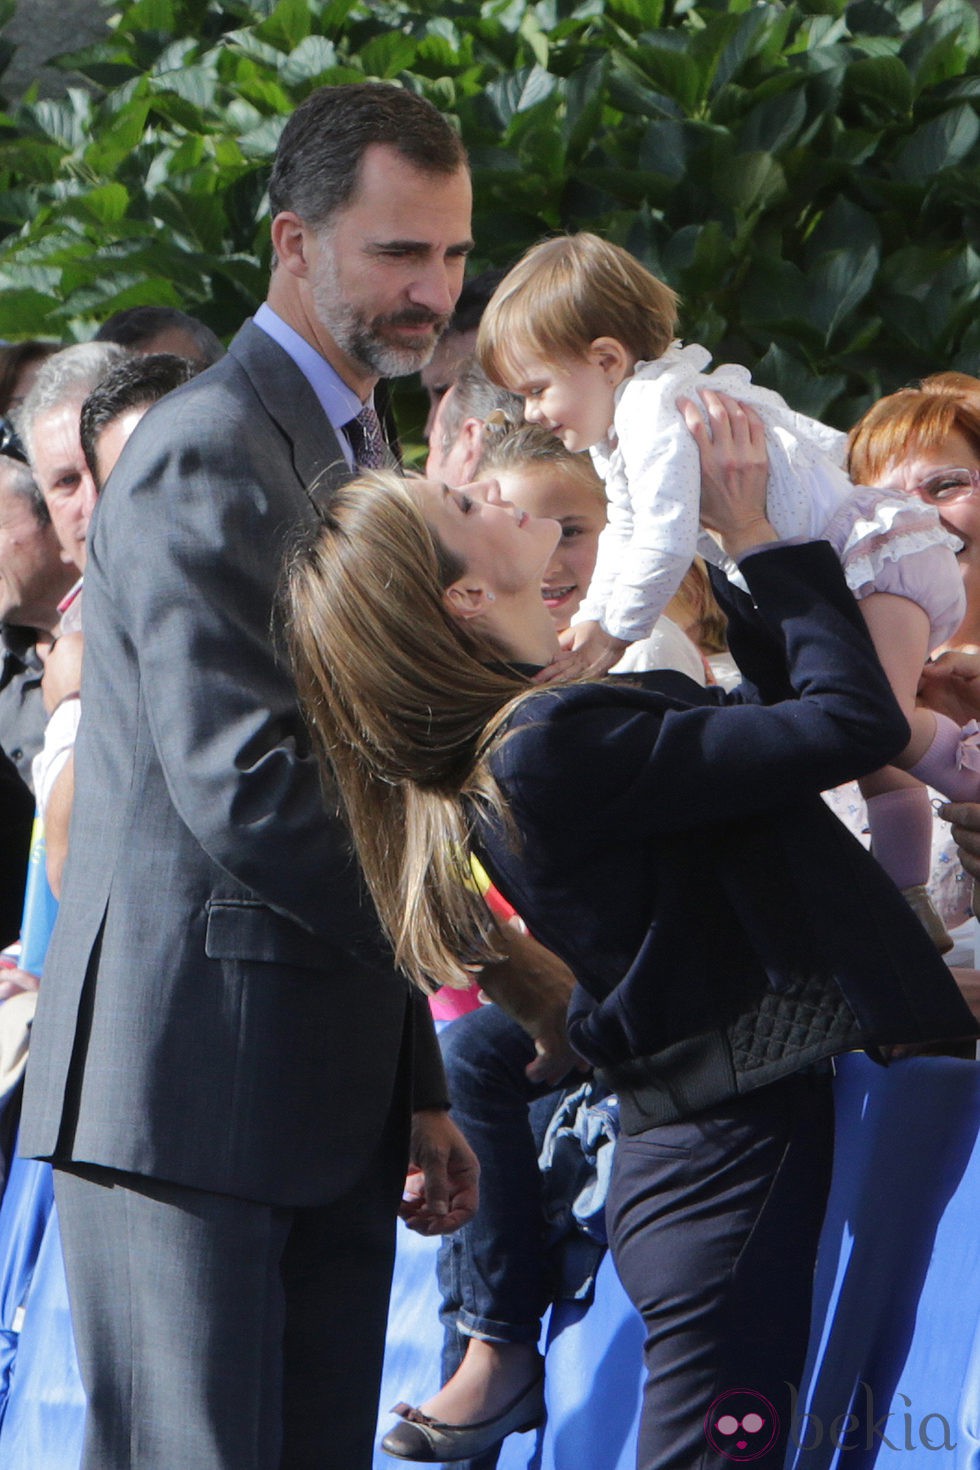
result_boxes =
[456,1308,542,1347]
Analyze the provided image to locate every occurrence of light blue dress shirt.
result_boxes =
[253,302,376,468]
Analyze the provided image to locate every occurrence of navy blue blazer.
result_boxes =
[476,542,976,1122]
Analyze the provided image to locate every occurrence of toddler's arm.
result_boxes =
[579,395,703,645]
[534,620,630,684]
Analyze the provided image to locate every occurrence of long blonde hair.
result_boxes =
[286,471,532,992]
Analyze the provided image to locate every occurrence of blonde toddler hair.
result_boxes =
[478,232,679,388]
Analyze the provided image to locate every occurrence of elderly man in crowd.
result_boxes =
[425,354,523,485]
[35,352,199,900]
[15,344,125,827]
[20,82,482,1470]
[0,448,76,790]
[18,342,125,596]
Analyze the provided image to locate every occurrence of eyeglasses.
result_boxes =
[913,466,980,505]
[0,416,27,464]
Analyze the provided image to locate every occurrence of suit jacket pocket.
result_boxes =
[204,898,328,970]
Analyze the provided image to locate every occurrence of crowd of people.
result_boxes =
[2,78,980,1470]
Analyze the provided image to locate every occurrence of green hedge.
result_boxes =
[0,0,977,430]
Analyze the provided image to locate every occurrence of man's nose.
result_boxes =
[410,260,461,317]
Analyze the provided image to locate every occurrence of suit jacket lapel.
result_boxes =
[227,319,353,503]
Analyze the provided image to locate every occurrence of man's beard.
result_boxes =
[311,259,449,378]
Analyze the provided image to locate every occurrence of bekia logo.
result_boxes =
[704,1389,779,1462]
[703,1383,957,1458]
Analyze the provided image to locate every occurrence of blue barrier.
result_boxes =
[1,1052,979,1468]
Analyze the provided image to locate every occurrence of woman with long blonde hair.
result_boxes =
[287,394,975,1469]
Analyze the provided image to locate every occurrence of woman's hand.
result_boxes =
[679,389,776,560]
[918,649,980,726]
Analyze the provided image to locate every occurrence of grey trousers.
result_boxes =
[54,1117,406,1470]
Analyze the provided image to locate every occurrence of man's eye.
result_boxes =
[459,495,472,513]
[561,526,584,540]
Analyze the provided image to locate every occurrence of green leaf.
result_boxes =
[256,0,313,50]
[0,287,65,337]
[357,32,420,79]
[125,0,176,28]
[753,342,847,420]
[486,65,556,126]
[844,54,913,120]
[631,40,701,115]
[83,97,152,173]
[714,150,786,214]
[805,195,881,258]
[736,86,807,156]
[806,243,880,343]
[279,35,341,85]
[518,11,549,68]
[76,182,131,226]
[892,104,980,185]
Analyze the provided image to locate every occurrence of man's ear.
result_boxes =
[458,418,486,480]
[271,212,311,278]
[444,581,495,622]
[588,336,631,388]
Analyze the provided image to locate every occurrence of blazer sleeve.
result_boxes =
[409,989,450,1111]
[89,396,382,952]
[497,541,911,840]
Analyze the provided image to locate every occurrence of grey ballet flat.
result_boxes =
[380,1372,545,1462]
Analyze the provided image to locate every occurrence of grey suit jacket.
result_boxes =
[20,321,446,1205]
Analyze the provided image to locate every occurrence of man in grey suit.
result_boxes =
[20,83,480,1470]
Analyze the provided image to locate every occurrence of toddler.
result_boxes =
[477,232,970,946]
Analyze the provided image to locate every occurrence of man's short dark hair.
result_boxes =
[268,82,468,229]
[447,268,508,337]
[80,353,198,488]
[95,306,225,367]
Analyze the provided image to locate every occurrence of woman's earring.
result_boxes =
[485,591,496,603]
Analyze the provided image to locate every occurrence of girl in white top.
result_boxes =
[476,420,709,683]
[477,232,970,944]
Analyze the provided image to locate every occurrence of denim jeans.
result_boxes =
[437,1005,563,1361]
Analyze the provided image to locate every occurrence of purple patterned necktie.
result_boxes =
[346,402,389,469]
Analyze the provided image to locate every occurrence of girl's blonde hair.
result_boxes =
[286,471,533,992]
[667,558,729,656]
[847,371,980,486]
[478,232,679,388]
[476,422,727,653]
[477,419,606,494]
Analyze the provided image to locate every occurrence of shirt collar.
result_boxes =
[253,303,374,467]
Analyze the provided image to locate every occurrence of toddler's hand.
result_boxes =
[533,621,628,683]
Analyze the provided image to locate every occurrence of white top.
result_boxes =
[613,614,706,684]
[32,696,81,820]
[578,344,856,641]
